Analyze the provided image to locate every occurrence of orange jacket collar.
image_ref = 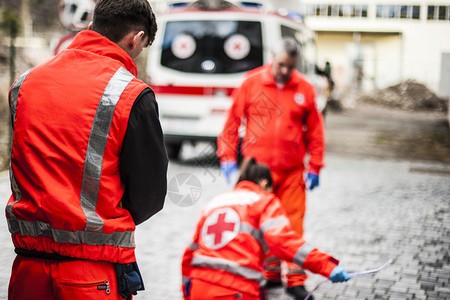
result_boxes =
[261,63,303,88]
[234,180,265,194]
[68,30,138,77]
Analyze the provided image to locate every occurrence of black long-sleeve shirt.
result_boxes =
[120,88,168,225]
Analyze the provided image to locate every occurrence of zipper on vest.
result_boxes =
[97,280,111,295]
[61,279,111,295]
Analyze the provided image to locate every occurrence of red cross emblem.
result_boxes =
[207,213,235,244]
[171,34,196,59]
[224,34,250,60]
[202,208,240,249]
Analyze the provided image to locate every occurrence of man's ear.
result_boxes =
[131,31,145,50]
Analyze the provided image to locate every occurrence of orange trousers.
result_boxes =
[263,168,308,287]
[8,255,126,300]
[189,278,260,299]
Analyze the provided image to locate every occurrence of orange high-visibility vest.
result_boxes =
[7,30,148,263]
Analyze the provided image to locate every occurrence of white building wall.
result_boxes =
[401,22,450,93]
[301,0,450,96]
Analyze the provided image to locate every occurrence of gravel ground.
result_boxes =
[324,102,450,164]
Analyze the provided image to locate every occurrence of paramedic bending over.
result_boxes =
[217,37,326,299]
[181,158,350,299]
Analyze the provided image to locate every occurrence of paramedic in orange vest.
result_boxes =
[6,1,168,299]
[217,37,325,299]
[181,158,350,300]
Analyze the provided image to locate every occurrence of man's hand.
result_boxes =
[329,265,351,283]
[305,172,319,190]
[220,161,238,184]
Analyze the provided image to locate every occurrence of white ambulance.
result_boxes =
[146,0,330,158]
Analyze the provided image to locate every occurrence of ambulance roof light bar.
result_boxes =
[239,2,263,9]
[165,0,304,22]
[167,0,264,11]
[168,2,190,9]
[190,0,239,11]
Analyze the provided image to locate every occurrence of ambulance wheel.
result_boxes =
[166,143,182,160]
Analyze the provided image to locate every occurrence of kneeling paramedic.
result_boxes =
[181,158,350,299]
[6,0,168,299]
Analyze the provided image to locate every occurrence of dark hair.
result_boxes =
[237,158,273,188]
[92,0,157,47]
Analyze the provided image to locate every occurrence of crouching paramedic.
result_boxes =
[6,0,168,299]
[181,158,350,299]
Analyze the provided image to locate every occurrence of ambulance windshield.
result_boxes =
[161,20,263,74]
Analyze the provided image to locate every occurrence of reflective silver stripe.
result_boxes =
[286,268,306,275]
[264,256,281,264]
[7,70,31,221]
[240,222,268,253]
[191,255,265,284]
[9,69,31,129]
[8,164,21,203]
[293,243,315,267]
[80,67,134,232]
[260,216,289,233]
[182,276,190,286]
[189,242,199,251]
[6,165,22,234]
[7,218,135,247]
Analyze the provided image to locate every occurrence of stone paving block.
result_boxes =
[373,287,388,294]
[397,277,418,286]
[387,292,412,300]
[438,278,449,287]
[435,268,450,277]
[436,286,450,293]
[342,289,358,298]
[389,284,408,294]
[356,290,376,300]
[419,281,436,292]
[376,279,396,289]
[325,283,346,294]
[411,288,426,296]
[353,280,374,289]
[438,292,450,299]
[401,267,419,276]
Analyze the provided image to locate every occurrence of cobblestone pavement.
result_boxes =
[0,152,448,299]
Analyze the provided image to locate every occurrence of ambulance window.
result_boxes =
[161,20,263,74]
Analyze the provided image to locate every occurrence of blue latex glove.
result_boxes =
[329,265,351,283]
[305,172,319,190]
[220,161,238,184]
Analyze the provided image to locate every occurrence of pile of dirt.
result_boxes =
[358,80,448,113]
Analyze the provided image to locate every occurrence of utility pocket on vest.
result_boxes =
[57,279,111,297]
